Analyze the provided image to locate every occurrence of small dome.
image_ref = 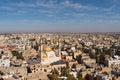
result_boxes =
[43,45,52,51]
[41,52,47,59]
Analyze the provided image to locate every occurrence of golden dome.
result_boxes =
[41,52,47,59]
[43,45,52,51]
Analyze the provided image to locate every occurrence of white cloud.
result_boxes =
[10,0,97,11]
[35,0,56,8]
[0,0,99,17]
[12,0,57,9]
[61,0,97,10]
[16,10,28,15]
[74,13,88,17]
[103,5,115,11]
[0,6,14,11]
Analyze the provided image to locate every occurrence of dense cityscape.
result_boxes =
[0,32,119,80]
[0,0,120,80]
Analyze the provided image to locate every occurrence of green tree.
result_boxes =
[60,67,77,80]
[78,78,85,80]
[89,52,96,59]
[103,47,108,54]
[89,49,96,59]
[67,74,77,80]
[96,55,100,64]
[106,48,113,57]
[116,50,120,56]
[51,68,59,75]
[99,53,106,65]
[11,51,24,60]
[66,61,70,69]
[48,68,60,80]
[76,55,82,64]
[95,48,101,55]
[72,63,76,69]
[85,74,92,80]
[48,74,60,80]
[61,67,69,76]
[32,45,39,51]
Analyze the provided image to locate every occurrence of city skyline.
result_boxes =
[0,0,120,32]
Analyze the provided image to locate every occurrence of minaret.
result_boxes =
[58,34,61,57]
[39,35,43,62]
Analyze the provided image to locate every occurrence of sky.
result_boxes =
[0,0,120,33]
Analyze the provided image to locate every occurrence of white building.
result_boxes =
[85,42,93,46]
[0,59,10,67]
[41,51,60,65]
[108,55,120,67]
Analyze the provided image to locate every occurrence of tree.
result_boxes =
[72,64,76,69]
[116,50,120,56]
[96,55,100,64]
[99,53,106,65]
[11,51,24,60]
[103,48,113,57]
[32,44,39,51]
[78,78,85,80]
[76,55,82,64]
[61,67,69,76]
[67,74,77,80]
[95,48,101,55]
[48,74,60,80]
[66,61,70,69]
[51,68,59,75]
[60,67,77,80]
[89,48,96,59]
[84,74,92,80]
[103,47,108,54]
[48,68,60,80]
[106,48,113,56]
[89,51,96,59]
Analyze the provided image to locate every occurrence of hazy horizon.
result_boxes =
[0,0,120,33]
